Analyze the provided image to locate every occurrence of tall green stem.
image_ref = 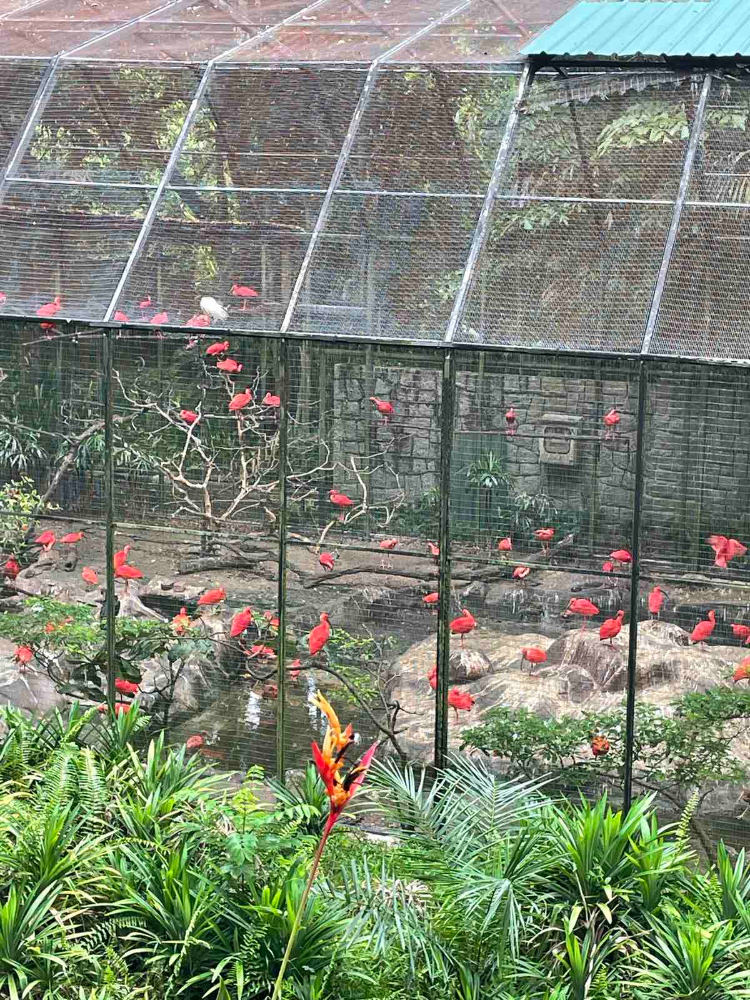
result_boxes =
[270,823,332,1000]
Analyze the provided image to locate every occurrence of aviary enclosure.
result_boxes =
[1,0,750,853]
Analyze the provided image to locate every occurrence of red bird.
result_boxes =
[309,612,332,656]
[428,664,437,690]
[319,552,335,572]
[36,295,61,318]
[379,539,398,551]
[521,646,547,665]
[186,313,210,328]
[229,388,253,412]
[60,531,83,544]
[648,586,664,618]
[180,409,199,424]
[98,702,131,715]
[535,527,555,554]
[599,610,625,646]
[198,586,226,606]
[81,566,99,586]
[139,295,152,310]
[186,734,205,750]
[505,406,517,437]
[248,644,275,659]
[262,392,281,408]
[113,310,129,323]
[263,610,280,628]
[114,678,139,696]
[369,397,394,423]
[2,558,19,580]
[732,623,750,640]
[707,535,747,569]
[602,560,615,574]
[289,658,302,680]
[498,536,512,552]
[34,530,55,552]
[447,687,475,720]
[423,592,439,608]
[734,658,750,683]
[150,311,168,326]
[427,542,440,560]
[565,598,600,630]
[217,358,242,373]
[115,562,143,589]
[450,608,477,646]
[230,607,254,638]
[206,340,229,356]
[231,283,258,309]
[603,408,620,440]
[0,292,6,305]
[513,565,530,581]
[690,610,716,645]
[591,735,610,757]
[14,645,32,665]
[114,544,130,569]
[330,490,354,521]
[610,549,632,564]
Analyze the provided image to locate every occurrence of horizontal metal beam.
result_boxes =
[215,0,338,63]
[61,0,203,58]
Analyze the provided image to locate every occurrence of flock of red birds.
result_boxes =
[503,405,621,442]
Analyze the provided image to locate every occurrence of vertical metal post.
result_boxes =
[102,330,117,710]
[434,350,456,770]
[641,73,712,355]
[623,361,648,813]
[444,62,533,343]
[275,337,290,782]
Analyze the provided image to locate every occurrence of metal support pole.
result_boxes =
[0,56,60,208]
[275,337,289,782]
[623,361,648,813]
[444,62,533,343]
[103,330,117,710]
[434,349,456,770]
[279,0,472,333]
[103,62,215,321]
[641,72,712,355]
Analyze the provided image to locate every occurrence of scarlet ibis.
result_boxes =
[81,566,98,586]
[610,549,632,564]
[423,592,439,609]
[231,284,258,310]
[498,536,512,552]
[289,658,302,680]
[512,565,530,581]
[139,295,152,310]
[2,558,19,580]
[427,542,440,561]
[564,598,599,630]
[319,552,335,572]
[379,538,398,568]
[14,645,32,665]
[732,623,750,640]
[591,735,610,757]
[707,534,747,569]
[0,292,6,305]
[217,358,243,373]
[599,610,625,646]
[603,408,620,440]
[200,297,228,322]
[229,388,253,412]
[150,311,168,326]
[198,587,226,606]
[34,530,55,552]
[602,560,615,574]
[450,608,477,646]
[648,586,664,618]
[180,409,199,424]
[230,607,254,638]
[60,531,83,544]
[248,644,275,659]
[115,561,143,591]
[114,545,130,569]
[428,664,437,690]
[521,646,547,665]
[262,392,280,408]
[535,527,554,555]
[186,313,210,328]
[114,678,139,696]
[505,407,517,436]
[369,397,394,424]
[447,687,475,720]
[330,490,354,521]
[98,702,131,715]
[171,607,192,634]
[308,612,331,656]
[690,610,716,645]
[186,734,205,750]
[734,658,750,683]
[206,340,229,356]
[113,310,129,323]
[36,296,61,319]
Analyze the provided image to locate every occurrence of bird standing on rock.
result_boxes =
[690,610,716,645]
[648,586,664,618]
[450,609,477,646]
[599,610,624,647]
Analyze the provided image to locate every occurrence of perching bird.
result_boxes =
[217,358,243,373]
[114,560,143,591]
[535,527,554,555]
[81,566,99,586]
[200,297,228,322]
[610,549,632,565]
[231,284,258,310]
[379,538,398,568]
[732,623,750,640]
[447,687,475,720]
[114,544,131,569]
[427,541,440,561]
[186,313,210,328]
[171,607,192,634]
[564,598,600,630]
[505,407,517,437]
[423,592,439,609]
[308,612,332,656]
[262,392,280,408]
[330,490,354,521]
[707,534,747,569]
[0,292,6,305]
[319,552,335,572]
[34,530,56,552]
[36,296,61,318]
[599,610,625,647]
[602,560,615,574]
[206,340,229,356]
[734,658,750,683]
[60,531,83,544]
[230,607,254,638]
[2,557,19,580]
[521,646,547,665]
[498,536,512,552]
[690,610,716,645]
[180,409,199,424]
[150,311,168,326]
[113,310,129,323]
[450,609,477,646]
[603,408,620,440]
[369,397,394,424]
[198,587,226,606]
[512,565,530,581]
[289,658,302,681]
[591,735,610,757]
[229,388,253,412]
[139,295,152,310]
[645,585,664,618]
[427,664,437,690]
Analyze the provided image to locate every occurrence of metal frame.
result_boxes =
[275,336,289,781]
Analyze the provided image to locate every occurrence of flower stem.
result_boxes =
[270,823,332,1000]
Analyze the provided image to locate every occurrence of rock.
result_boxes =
[0,666,67,714]
[139,652,211,716]
[449,648,492,683]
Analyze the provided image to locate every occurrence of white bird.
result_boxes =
[199,296,228,322]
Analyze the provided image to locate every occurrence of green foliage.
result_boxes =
[0,476,56,560]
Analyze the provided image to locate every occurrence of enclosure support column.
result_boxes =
[103,62,216,322]
[444,62,533,343]
[275,337,290,782]
[103,330,117,710]
[623,362,648,813]
[434,350,456,770]
[641,73,712,355]
[0,57,60,209]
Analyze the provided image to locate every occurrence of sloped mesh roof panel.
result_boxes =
[0,60,48,165]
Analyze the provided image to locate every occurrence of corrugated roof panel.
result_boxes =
[522,0,750,59]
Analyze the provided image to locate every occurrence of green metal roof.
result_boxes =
[522,0,750,59]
